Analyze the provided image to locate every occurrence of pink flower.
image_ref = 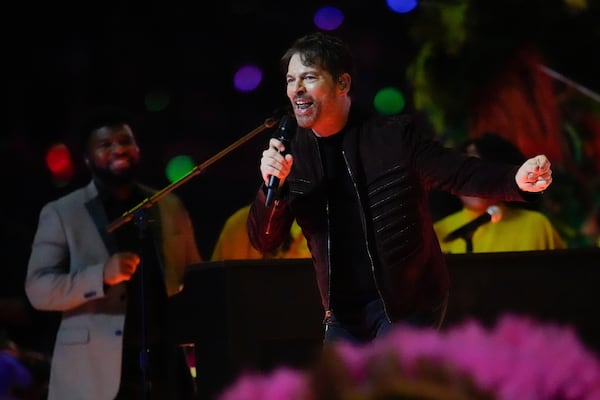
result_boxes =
[376,324,445,367]
[331,340,370,382]
[218,368,309,400]
[218,313,600,400]
[439,314,600,400]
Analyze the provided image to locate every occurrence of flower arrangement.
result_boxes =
[218,314,600,400]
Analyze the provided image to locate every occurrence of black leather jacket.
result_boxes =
[248,112,528,322]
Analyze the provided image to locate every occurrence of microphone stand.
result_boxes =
[105,116,278,399]
[460,232,474,253]
[107,116,278,234]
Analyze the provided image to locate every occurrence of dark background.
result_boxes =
[3,0,425,261]
[2,0,599,355]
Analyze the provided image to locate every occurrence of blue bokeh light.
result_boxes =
[233,64,263,92]
[313,6,344,31]
[386,0,418,14]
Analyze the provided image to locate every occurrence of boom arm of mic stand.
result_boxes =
[106,117,279,233]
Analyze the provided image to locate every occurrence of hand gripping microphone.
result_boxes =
[443,205,503,242]
[265,114,296,207]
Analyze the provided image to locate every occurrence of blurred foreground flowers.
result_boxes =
[218,314,600,400]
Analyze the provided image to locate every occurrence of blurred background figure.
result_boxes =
[0,330,33,399]
[25,106,202,400]
[580,208,600,247]
[434,132,566,253]
[211,204,310,260]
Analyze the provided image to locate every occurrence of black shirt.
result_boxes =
[317,132,378,310]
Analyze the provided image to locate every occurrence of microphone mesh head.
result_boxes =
[487,205,502,223]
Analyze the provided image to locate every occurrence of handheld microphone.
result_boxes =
[443,205,502,242]
[265,114,296,207]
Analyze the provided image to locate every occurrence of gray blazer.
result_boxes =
[25,181,202,400]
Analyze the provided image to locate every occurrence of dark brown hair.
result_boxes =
[280,32,354,85]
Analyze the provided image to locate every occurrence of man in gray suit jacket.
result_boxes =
[25,107,202,400]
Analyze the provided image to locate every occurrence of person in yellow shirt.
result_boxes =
[434,133,566,253]
[212,204,310,260]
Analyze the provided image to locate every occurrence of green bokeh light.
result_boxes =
[145,90,171,112]
[165,155,195,183]
[373,87,406,115]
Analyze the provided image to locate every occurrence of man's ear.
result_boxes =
[338,73,351,92]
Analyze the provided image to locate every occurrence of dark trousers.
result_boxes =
[324,296,448,344]
[114,345,194,400]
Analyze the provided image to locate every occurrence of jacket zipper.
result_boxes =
[313,137,333,320]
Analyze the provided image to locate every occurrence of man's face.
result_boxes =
[86,123,140,184]
[285,53,347,137]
